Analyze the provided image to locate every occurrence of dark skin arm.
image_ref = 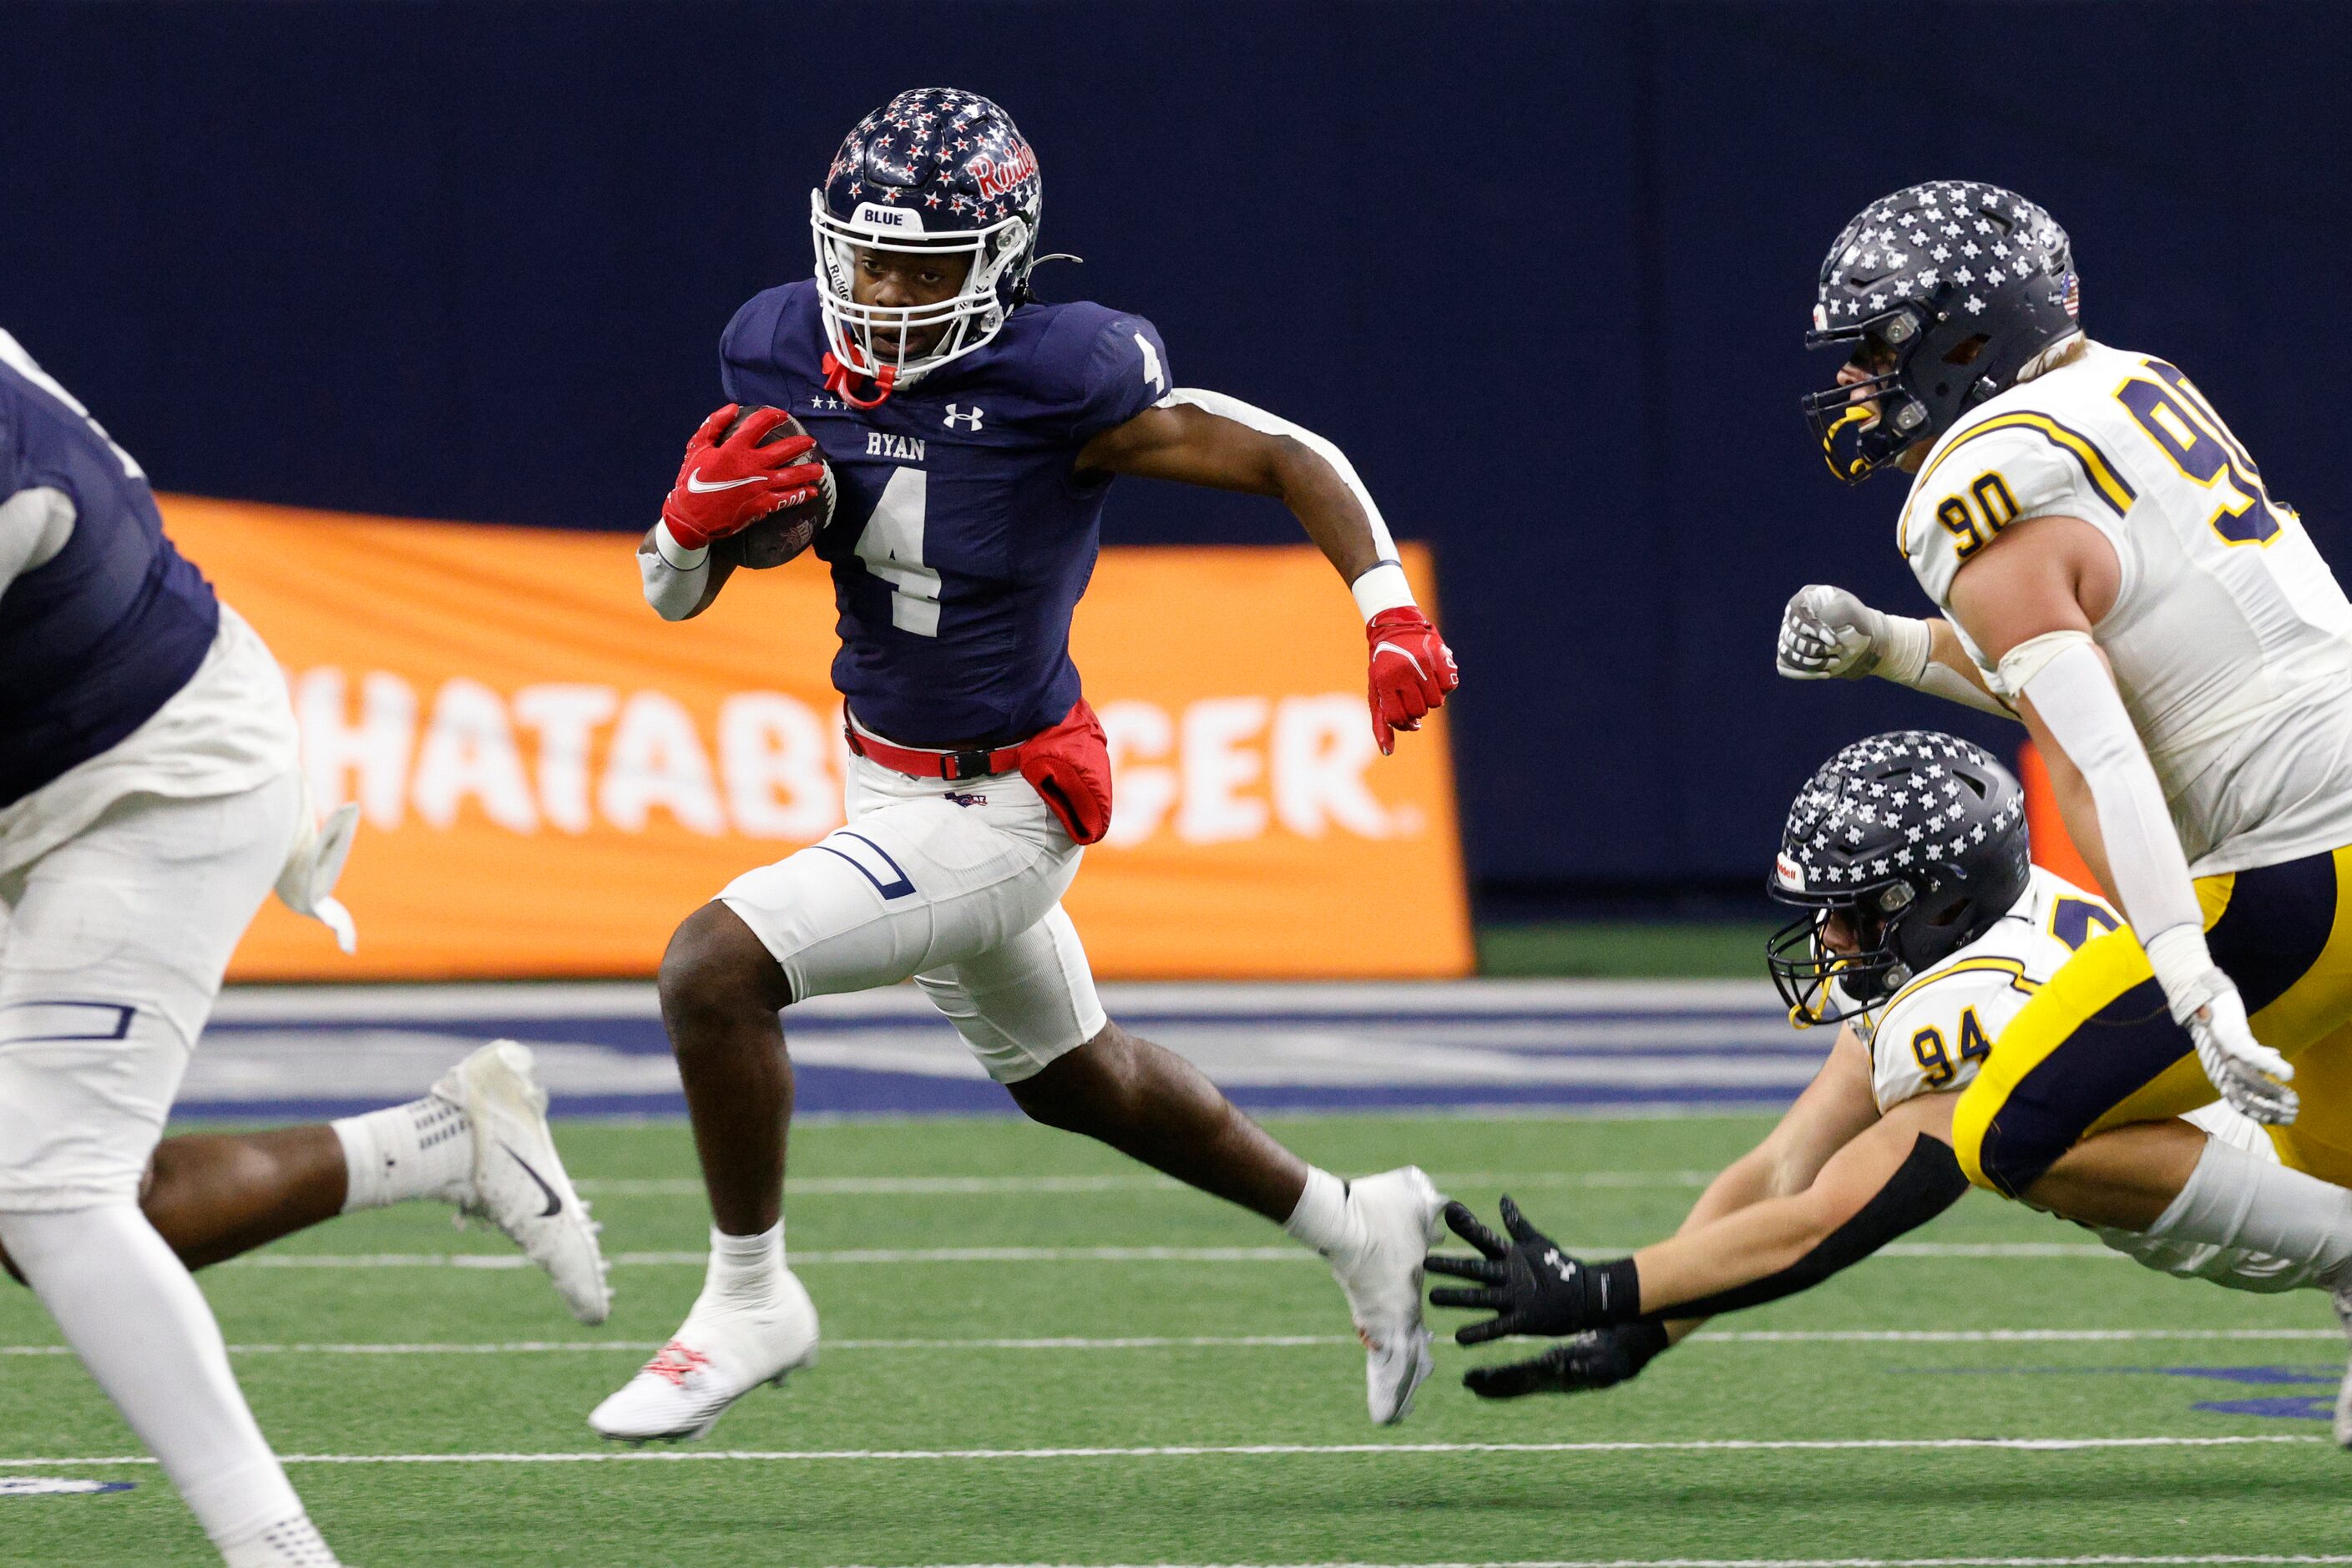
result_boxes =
[1077,402,1385,585]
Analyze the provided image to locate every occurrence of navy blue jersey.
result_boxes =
[721,281,1170,748]
[0,335,218,806]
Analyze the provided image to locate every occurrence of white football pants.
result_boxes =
[0,767,318,1560]
[719,752,1106,1083]
[0,771,301,1207]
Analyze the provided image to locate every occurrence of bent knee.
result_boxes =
[659,902,792,1034]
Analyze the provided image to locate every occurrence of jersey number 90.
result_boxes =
[2115,362,2284,548]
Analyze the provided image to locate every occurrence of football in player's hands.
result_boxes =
[716,407,837,570]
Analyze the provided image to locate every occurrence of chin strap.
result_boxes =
[822,352,896,410]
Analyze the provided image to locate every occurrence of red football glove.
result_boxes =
[1366,606,1459,755]
[660,404,826,551]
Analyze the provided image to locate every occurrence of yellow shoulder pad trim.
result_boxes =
[1880,955,2040,1019]
[1913,411,2137,524]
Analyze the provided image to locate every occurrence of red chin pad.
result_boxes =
[1018,700,1113,845]
[822,352,897,410]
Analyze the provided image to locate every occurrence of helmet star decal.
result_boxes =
[1801,182,2077,474]
[1765,731,2032,1028]
[810,89,1048,405]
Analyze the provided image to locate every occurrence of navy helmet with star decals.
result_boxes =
[1765,731,2031,1025]
[1803,182,2080,483]
[811,88,1046,403]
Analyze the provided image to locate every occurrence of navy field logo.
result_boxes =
[1,1478,135,1498]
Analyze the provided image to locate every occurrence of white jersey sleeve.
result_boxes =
[1898,407,2138,614]
[1895,341,2352,873]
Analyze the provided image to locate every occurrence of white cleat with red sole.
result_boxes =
[589,1265,820,1444]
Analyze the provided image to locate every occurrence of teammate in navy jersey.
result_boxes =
[0,330,610,1565]
[609,88,1461,1441]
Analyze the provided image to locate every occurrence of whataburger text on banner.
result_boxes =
[159,497,1473,981]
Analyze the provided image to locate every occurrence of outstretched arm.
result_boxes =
[1630,1092,1965,1315]
[1652,1025,1884,1332]
[1438,1029,1885,1398]
[1078,393,1457,752]
[1431,1092,1971,1393]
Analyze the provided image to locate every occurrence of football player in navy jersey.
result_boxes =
[0,328,608,1565]
[609,88,1460,1441]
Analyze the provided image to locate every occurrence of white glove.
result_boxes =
[1776,585,1932,684]
[2173,968,2298,1125]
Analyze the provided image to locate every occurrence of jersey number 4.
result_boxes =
[853,468,943,637]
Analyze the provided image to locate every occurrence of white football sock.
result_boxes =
[704,1222,787,1310]
[0,1205,322,1557]
[1282,1167,1365,1257]
[2145,1135,2352,1288]
[331,1093,473,1211]
[221,1513,341,1566]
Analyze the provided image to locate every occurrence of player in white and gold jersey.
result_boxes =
[1773,181,2352,1237]
[1427,735,2352,1444]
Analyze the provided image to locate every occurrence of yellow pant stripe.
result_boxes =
[1951,925,2156,1191]
[2246,843,2352,1051]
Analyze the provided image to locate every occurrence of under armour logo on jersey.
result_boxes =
[942,403,984,432]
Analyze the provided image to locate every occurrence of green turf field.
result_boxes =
[3,1112,2346,1565]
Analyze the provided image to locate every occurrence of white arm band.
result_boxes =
[1910,657,2020,719]
[1156,387,1412,621]
[639,524,711,623]
[2005,632,2207,960]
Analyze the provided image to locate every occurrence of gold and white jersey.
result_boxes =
[1899,339,2352,876]
[1851,866,2120,1113]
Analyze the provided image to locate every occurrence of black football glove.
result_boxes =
[1462,1321,1671,1399]
[1425,1196,1640,1344]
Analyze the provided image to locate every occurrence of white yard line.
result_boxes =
[220,1242,2127,1270]
[1,1335,1354,1358]
[817,1559,2352,1568]
[0,1435,2321,1470]
[812,1557,2352,1568]
[574,1171,1720,1197]
[210,978,1781,1025]
[3,1327,2334,1358]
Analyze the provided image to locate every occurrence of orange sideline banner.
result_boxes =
[158,497,1473,981]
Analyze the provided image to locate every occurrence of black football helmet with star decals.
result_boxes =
[1803,181,2080,483]
[812,88,1047,402]
[1766,731,2031,1025]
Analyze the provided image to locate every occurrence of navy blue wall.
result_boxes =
[5,2,2346,908]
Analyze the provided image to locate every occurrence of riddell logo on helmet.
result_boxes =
[969,142,1038,200]
[1775,853,1806,891]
